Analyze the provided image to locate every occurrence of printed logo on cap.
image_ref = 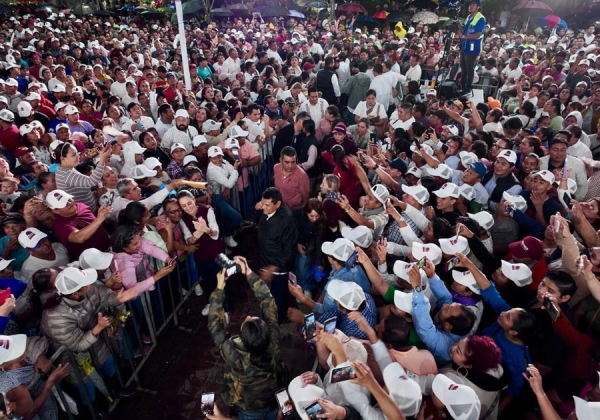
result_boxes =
[25,231,36,240]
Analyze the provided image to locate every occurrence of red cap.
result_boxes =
[508,236,543,260]
[14,147,34,159]
[302,62,315,71]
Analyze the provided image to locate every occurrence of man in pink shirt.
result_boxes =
[273,146,309,210]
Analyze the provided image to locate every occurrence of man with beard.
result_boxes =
[161,109,198,153]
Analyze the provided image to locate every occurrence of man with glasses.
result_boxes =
[487,138,513,162]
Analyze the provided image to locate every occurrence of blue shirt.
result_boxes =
[318,293,378,340]
[412,275,464,365]
[0,236,30,271]
[314,265,372,316]
[480,284,530,396]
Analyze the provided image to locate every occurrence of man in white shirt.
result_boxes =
[403,54,422,87]
[307,36,324,56]
[18,228,70,282]
[161,109,199,153]
[122,103,155,141]
[155,104,175,138]
[500,58,522,92]
[566,126,593,160]
[221,49,241,82]
[266,41,283,65]
[298,87,329,127]
[370,64,392,112]
[337,53,351,94]
[390,103,415,130]
[110,67,129,99]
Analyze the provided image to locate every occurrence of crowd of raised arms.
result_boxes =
[0,1,600,419]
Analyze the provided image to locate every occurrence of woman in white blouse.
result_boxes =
[353,89,389,139]
[206,146,243,248]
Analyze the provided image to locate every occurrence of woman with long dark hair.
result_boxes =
[293,199,326,294]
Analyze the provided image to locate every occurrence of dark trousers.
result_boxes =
[460,52,478,90]
[270,273,292,322]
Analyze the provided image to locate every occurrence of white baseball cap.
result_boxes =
[287,376,327,420]
[202,119,222,133]
[371,184,389,206]
[130,164,157,179]
[64,105,79,115]
[383,363,423,417]
[0,259,14,271]
[17,101,32,117]
[439,236,470,255]
[207,146,223,158]
[452,270,481,294]
[393,289,415,313]
[143,157,161,171]
[412,242,442,265]
[229,125,249,138]
[18,227,47,249]
[183,155,198,166]
[224,138,240,149]
[401,185,430,205]
[459,184,476,201]
[406,166,422,178]
[327,279,366,311]
[433,183,460,199]
[502,191,528,212]
[79,248,114,270]
[192,135,208,147]
[24,92,41,101]
[341,226,373,248]
[393,261,425,283]
[123,141,146,155]
[52,84,66,93]
[542,75,553,82]
[410,143,434,156]
[55,267,98,295]
[19,124,35,136]
[0,334,27,365]
[467,212,494,231]
[432,374,481,420]
[4,78,18,87]
[459,151,478,168]
[579,59,591,67]
[0,110,14,122]
[321,238,355,262]
[532,169,555,184]
[500,260,533,287]
[174,109,189,119]
[429,164,453,180]
[170,143,186,153]
[46,189,74,210]
[496,149,517,164]
[442,125,459,136]
[55,123,70,132]
[574,396,600,420]
[54,102,68,112]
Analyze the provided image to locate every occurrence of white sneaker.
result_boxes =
[224,236,238,248]
[193,282,203,296]
[202,304,210,316]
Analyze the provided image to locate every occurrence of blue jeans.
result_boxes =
[294,252,314,291]
[346,108,355,126]
[212,193,243,237]
[237,407,278,420]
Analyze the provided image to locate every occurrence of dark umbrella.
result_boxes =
[35,3,58,17]
[181,0,203,14]
[511,0,553,13]
[72,3,98,16]
[210,7,233,17]
[354,15,382,28]
[94,10,116,17]
[305,1,327,8]
[387,11,409,22]
[0,4,12,14]
[337,3,367,14]
[141,9,165,19]
[257,5,289,17]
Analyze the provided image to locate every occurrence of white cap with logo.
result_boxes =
[412,242,442,265]
[321,238,355,262]
[433,183,460,199]
[500,260,533,287]
[0,334,27,365]
[18,227,47,249]
[45,189,73,210]
[383,363,423,417]
[341,226,373,248]
[452,270,481,294]
[432,374,481,420]
[401,185,430,205]
[327,279,366,311]
[439,236,470,255]
[79,248,113,270]
[55,267,98,295]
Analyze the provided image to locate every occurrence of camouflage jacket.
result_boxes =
[208,272,280,412]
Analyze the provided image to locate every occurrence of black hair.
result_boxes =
[381,315,410,350]
[261,187,282,204]
[38,172,53,186]
[302,119,316,136]
[119,202,148,226]
[456,216,481,239]
[511,309,538,342]
[544,270,576,298]
[446,307,477,337]
[184,166,202,180]
[111,225,141,253]
[431,217,453,240]
[280,146,297,159]
[330,144,348,171]
[240,318,272,369]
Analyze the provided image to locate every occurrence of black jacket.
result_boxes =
[273,123,296,162]
[256,204,298,272]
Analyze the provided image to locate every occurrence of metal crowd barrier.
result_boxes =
[37,257,199,419]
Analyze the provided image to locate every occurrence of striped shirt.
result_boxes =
[55,164,105,212]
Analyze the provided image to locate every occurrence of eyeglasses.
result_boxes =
[493,143,507,149]
[167,209,182,214]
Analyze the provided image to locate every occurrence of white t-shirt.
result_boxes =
[20,243,71,282]
[353,101,388,120]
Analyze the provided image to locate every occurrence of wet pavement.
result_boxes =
[111,227,316,419]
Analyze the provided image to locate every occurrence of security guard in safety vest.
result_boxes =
[458,0,486,96]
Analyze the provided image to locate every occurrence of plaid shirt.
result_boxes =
[386,211,423,246]
[166,160,184,180]
[318,293,378,340]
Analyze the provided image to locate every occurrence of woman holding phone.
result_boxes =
[177,190,225,316]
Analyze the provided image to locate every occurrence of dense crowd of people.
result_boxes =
[0,0,600,419]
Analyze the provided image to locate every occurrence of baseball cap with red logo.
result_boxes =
[55,267,98,295]
[45,189,74,210]
[500,260,533,287]
[439,236,470,255]
[432,374,481,420]
[508,236,543,261]
[18,227,47,249]
[412,242,442,265]
[0,334,27,365]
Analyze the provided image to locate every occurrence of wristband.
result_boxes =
[373,164,380,171]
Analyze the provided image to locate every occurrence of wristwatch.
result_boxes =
[414,286,423,293]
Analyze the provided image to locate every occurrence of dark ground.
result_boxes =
[110,227,316,420]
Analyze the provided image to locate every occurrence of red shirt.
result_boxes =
[53,203,110,259]
[0,125,21,152]
[273,163,310,210]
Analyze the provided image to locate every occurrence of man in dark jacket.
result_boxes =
[255,187,299,322]
[272,111,310,164]
[316,56,340,107]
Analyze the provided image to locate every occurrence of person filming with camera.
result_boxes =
[458,0,486,96]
